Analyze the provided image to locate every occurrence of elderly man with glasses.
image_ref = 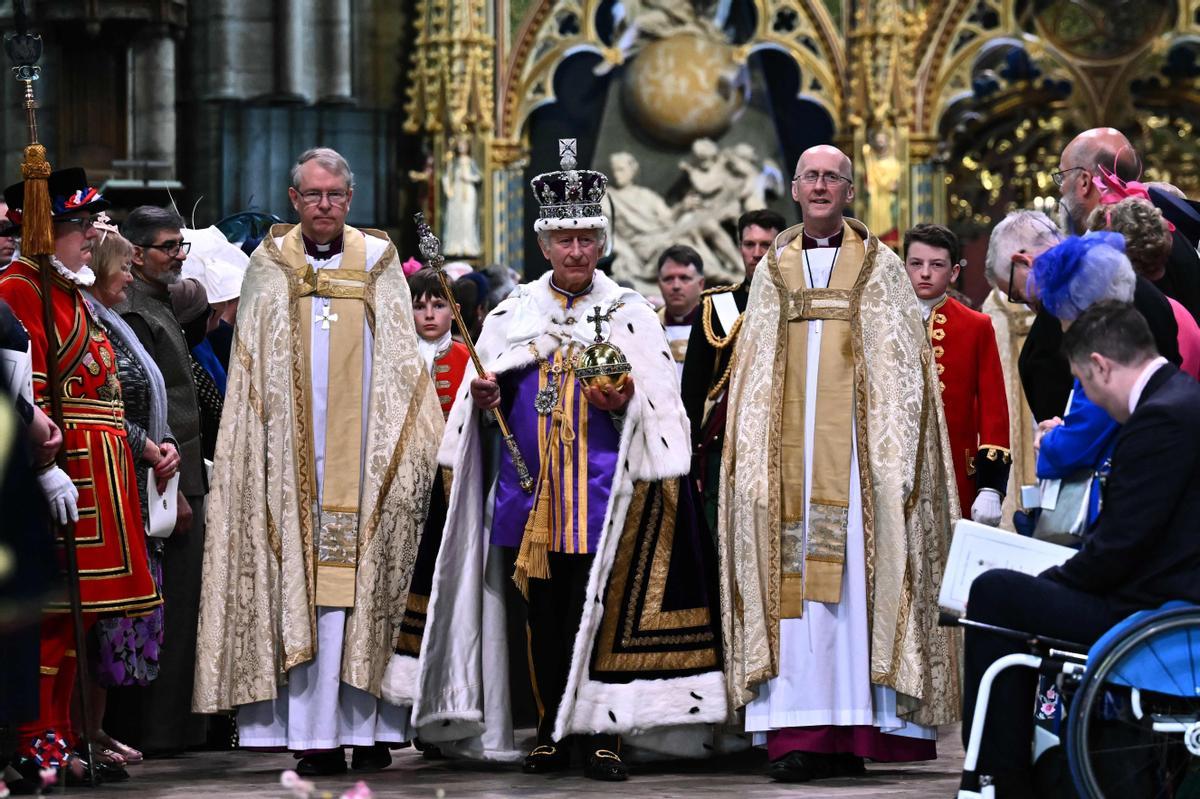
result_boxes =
[193,147,440,777]
[0,168,161,786]
[107,205,209,755]
[720,145,960,783]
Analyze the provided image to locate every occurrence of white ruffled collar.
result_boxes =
[418,329,452,374]
[51,255,96,287]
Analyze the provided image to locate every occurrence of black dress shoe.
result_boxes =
[414,738,445,760]
[7,757,46,794]
[768,750,838,783]
[350,744,391,772]
[522,744,569,774]
[295,749,348,777]
[833,752,866,776]
[584,749,628,782]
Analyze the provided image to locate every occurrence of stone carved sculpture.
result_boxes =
[441,136,483,258]
[605,141,783,292]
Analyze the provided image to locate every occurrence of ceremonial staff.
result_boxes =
[5,1,97,782]
[414,212,533,492]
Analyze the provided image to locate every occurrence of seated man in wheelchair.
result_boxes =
[963,300,1200,798]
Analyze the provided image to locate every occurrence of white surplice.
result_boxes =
[743,244,935,744]
[237,235,412,750]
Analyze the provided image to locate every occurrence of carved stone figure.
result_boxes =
[441,136,483,258]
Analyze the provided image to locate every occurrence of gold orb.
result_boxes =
[576,341,632,391]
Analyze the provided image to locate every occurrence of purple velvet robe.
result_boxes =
[491,360,621,554]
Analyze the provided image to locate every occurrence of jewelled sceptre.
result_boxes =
[414,213,533,493]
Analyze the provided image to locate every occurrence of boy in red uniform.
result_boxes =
[409,268,469,418]
[904,224,1011,524]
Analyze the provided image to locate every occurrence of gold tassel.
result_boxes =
[20,144,53,257]
[512,403,570,597]
[512,352,581,597]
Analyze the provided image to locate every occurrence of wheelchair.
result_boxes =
[955,602,1200,798]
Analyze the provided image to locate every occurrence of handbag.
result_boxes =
[1033,471,1092,545]
[146,469,180,538]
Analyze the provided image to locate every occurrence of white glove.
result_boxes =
[970,488,1003,527]
[37,465,79,525]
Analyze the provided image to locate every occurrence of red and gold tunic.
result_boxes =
[434,340,470,419]
[0,257,161,613]
[928,295,1011,518]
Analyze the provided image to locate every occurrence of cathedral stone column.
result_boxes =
[129,29,177,177]
[317,0,354,103]
[275,0,316,102]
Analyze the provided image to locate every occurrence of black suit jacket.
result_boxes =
[1151,231,1200,323]
[1019,277,1181,421]
[680,283,748,444]
[1042,365,1200,611]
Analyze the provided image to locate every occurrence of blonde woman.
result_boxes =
[80,228,179,769]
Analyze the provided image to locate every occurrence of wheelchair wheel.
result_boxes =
[1067,605,1200,798]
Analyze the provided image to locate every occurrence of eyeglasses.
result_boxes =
[56,214,102,230]
[297,189,350,207]
[141,239,191,257]
[793,171,852,186]
[1052,166,1084,187]
[1005,255,1029,305]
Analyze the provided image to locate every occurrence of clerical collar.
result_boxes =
[801,229,845,249]
[665,305,700,326]
[549,277,594,308]
[303,232,344,260]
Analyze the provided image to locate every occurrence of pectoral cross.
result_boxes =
[316,301,338,330]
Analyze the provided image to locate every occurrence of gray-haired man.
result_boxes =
[114,204,208,754]
[193,147,442,775]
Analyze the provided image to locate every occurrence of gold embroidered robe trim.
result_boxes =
[718,219,962,727]
[193,223,442,713]
[282,225,368,608]
[777,230,866,611]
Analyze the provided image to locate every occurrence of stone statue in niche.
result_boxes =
[604,141,783,292]
[441,135,483,258]
[862,129,902,244]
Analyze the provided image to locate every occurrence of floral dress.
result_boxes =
[91,326,167,687]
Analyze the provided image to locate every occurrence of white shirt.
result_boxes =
[1128,356,1169,417]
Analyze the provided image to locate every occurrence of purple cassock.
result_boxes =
[490,291,622,555]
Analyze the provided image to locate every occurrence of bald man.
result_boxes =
[719,145,960,783]
[1058,127,1200,320]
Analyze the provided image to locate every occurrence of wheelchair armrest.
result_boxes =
[946,615,1089,655]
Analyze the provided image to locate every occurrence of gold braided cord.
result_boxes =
[701,295,744,401]
[701,295,745,350]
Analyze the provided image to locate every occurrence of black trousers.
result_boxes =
[525,551,618,755]
[962,569,1128,787]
